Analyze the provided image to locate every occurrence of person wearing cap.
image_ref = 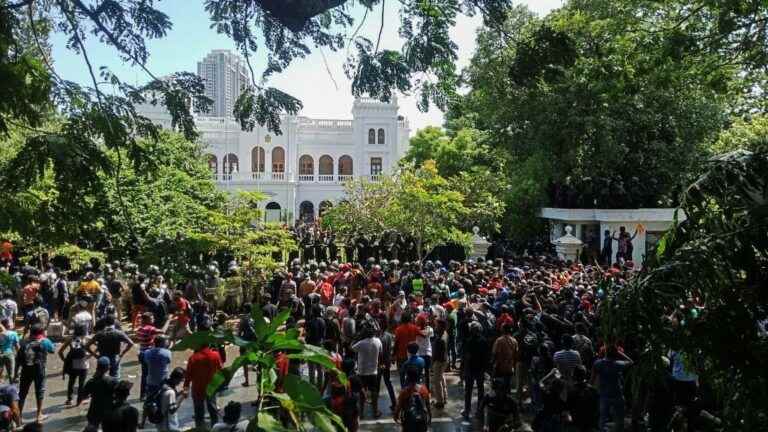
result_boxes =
[78,356,117,429]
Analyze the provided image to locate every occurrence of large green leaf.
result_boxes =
[248,413,293,432]
[171,330,216,352]
[269,308,292,333]
[287,351,348,386]
[311,411,336,432]
[283,374,324,408]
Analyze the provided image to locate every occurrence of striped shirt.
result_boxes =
[136,325,160,350]
[553,349,582,378]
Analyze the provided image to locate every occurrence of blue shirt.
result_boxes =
[669,351,698,382]
[402,355,426,382]
[144,347,172,387]
[0,331,19,354]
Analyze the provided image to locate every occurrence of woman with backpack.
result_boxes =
[394,366,432,432]
[58,324,90,406]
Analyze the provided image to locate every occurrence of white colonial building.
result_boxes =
[140,97,410,223]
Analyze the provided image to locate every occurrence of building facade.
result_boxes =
[196,50,250,117]
[139,97,411,223]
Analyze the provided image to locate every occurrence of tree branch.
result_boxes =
[375,0,385,53]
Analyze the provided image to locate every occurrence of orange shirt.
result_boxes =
[22,283,39,306]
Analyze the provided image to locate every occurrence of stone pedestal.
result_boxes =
[553,225,583,262]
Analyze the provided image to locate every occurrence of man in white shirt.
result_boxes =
[351,327,383,418]
[0,293,17,329]
[158,367,186,432]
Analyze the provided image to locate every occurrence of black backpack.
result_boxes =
[143,385,169,424]
[68,337,87,361]
[401,385,430,432]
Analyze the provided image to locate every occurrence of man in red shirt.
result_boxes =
[171,291,192,344]
[183,344,223,428]
[393,314,421,370]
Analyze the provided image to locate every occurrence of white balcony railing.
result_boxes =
[368,174,382,182]
[214,172,379,184]
[251,171,264,180]
[337,174,354,182]
[271,172,285,181]
[298,174,314,182]
[318,174,334,182]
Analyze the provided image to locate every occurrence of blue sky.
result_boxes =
[51,0,563,132]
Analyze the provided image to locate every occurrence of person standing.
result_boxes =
[85,315,135,377]
[351,327,382,418]
[136,312,162,400]
[554,334,583,390]
[0,318,19,383]
[143,336,172,397]
[492,323,519,393]
[0,292,18,330]
[184,343,223,428]
[156,367,186,431]
[236,304,257,387]
[393,314,420,372]
[16,324,54,424]
[57,324,89,406]
[102,380,139,432]
[78,357,116,430]
[431,319,449,409]
[394,366,431,432]
[592,345,633,432]
[461,321,489,419]
[376,320,397,411]
[415,314,433,390]
[304,304,326,388]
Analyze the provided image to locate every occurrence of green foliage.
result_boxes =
[323,161,475,259]
[403,126,506,236]
[601,149,768,430]
[712,115,768,154]
[173,305,347,431]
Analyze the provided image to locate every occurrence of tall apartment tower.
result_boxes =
[196,49,250,117]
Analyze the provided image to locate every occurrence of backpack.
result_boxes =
[401,385,429,432]
[239,316,256,341]
[149,299,168,328]
[22,340,42,367]
[143,385,169,424]
[68,337,87,361]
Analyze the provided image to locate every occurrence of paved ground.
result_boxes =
[19,341,533,431]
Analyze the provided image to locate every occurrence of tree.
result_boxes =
[711,115,768,154]
[173,306,348,431]
[323,161,474,260]
[403,126,507,236]
[444,2,732,240]
[601,148,768,430]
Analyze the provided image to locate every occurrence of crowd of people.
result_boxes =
[0,241,718,432]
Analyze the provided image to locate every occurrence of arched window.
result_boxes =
[206,154,218,174]
[319,155,334,175]
[319,200,333,216]
[272,147,285,172]
[223,153,239,174]
[338,155,353,176]
[368,128,376,144]
[251,146,265,173]
[265,134,272,144]
[299,155,314,175]
[299,201,315,222]
[265,202,281,223]
[377,128,385,144]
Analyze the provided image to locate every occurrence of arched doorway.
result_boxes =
[319,200,333,217]
[251,146,265,174]
[319,155,333,180]
[223,153,239,180]
[265,202,281,223]
[299,201,315,222]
